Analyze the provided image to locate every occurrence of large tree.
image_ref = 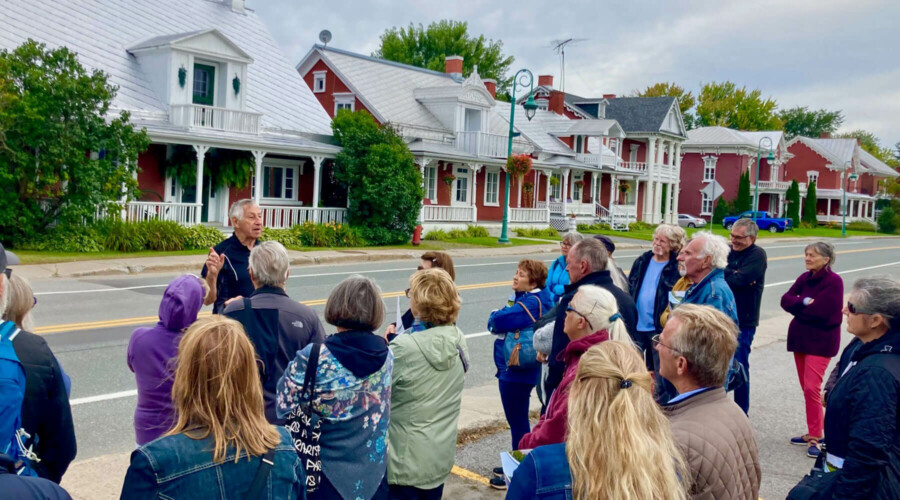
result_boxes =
[331,110,423,245]
[785,179,801,228]
[632,82,696,129]
[803,180,818,226]
[696,81,782,131]
[837,129,897,166]
[735,171,752,213]
[0,39,149,245]
[373,20,514,98]
[778,106,844,140]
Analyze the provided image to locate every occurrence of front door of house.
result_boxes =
[452,167,470,206]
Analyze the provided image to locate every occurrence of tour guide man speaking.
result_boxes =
[202,199,263,313]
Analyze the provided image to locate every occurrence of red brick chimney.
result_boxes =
[538,75,554,89]
[603,93,616,100]
[444,55,463,79]
[549,90,565,115]
[482,79,497,98]
[820,132,832,139]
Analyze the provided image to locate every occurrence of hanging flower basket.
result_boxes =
[442,174,456,186]
[506,154,533,179]
[548,176,560,187]
[619,182,630,193]
[523,181,534,193]
[574,180,584,190]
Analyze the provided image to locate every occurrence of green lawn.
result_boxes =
[14,249,209,265]
[580,225,893,242]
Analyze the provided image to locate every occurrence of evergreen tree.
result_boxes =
[786,180,801,228]
[802,180,818,226]
[713,198,731,225]
[735,171,752,213]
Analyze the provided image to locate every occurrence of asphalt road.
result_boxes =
[24,236,900,498]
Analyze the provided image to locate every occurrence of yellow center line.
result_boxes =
[450,465,491,486]
[31,245,900,335]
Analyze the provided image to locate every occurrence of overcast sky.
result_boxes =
[253,0,900,150]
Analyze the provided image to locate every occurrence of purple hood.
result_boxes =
[158,275,204,331]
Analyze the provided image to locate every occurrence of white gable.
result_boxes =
[660,101,686,136]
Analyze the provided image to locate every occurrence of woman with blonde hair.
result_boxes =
[509,340,688,499]
[121,316,303,499]
[518,285,631,449]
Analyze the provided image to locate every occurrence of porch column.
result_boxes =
[653,139,666,224]
[827,198,832,219]
[672,143,682,224]
[610,174,619,208]
[561,168,570,216]
[644,138,656,222]
[857,199,864,218]
[470,164,481,222]
[193,145,210,224]
[665,183,675,224]
[311,156,325,223]
[533,170,540,208]
[251,150,266,206]
[415,158,431,224]
[586,171,594,204]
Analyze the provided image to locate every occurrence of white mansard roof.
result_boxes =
[0,0,333,136]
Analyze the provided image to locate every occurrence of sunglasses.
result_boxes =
[566,304,594,330]
[3,268,10,279]
[652,334,682,354]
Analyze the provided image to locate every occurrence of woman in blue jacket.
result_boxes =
[487,259,553,490]
[546,233,584,303]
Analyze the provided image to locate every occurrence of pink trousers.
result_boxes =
[794,352,831,438]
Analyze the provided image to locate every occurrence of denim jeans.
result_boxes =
[734,327,756,414]
[499,380,535,450]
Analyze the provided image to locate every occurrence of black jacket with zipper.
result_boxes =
[724,244,767,329]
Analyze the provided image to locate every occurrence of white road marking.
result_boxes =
[765,261,900,288]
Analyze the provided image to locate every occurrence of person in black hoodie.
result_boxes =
[539,238,637,406]
[724,218,768,415]
[1,254,76,483]
[817,277,900,499]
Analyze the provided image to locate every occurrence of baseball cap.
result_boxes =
[0,242,19,278]
[592,234,616,255]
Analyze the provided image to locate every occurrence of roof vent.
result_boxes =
[230,0,245,14]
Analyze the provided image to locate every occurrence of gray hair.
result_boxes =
[805,242,836,270]
[570,238,609,273]
[691,231,729,269]
[324,275,385,331]
[0,274,9,318]
[229,199,257,223]
[732,218,759,238]
[249,241,289,287]
[653,224,687,253]
[669,304,739,387]
[851,277,900,329]
[562,231,585,246]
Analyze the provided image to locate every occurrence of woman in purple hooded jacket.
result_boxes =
[127,274,206,445]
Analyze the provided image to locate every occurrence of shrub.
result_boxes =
[102,219,146,252]
[446,228,469,239]
[516,227,559,238]
[878,206,897,234]
[465,225,490,238]
[628,221,654,231]
[184,224,225,250]
[140,220,187,251]
[576,223,612,233]
[20,224,105,253]
[423,229,449,241]
[846,221,877,232]
[260,227,302,249]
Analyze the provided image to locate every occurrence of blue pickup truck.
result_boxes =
[722,211,793,233]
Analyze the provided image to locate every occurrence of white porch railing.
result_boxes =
[596,203,609,220]
[510,208,550,223]
[123,202,200,225]
[170,104,262,135]
[617,161,648,174]
[575,153,600,166]
[608,203,638,230]
[454,131,508,157]
[817,214,873,224]
[260,206,347,228]
[537,201,594,216]
[755,180,792,191]
[422,205,475,222]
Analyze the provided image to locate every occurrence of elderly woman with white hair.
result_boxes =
[546,232,585,303]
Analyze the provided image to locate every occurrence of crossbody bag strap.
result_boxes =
[301,343,321,408]
[244,449,276,500]
[516,299,540,324]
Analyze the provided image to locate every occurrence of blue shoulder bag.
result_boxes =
[503,300,542,371]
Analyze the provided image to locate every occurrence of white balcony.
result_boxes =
[454,131,508,157]
[422,205,475,222]
[537,201,595,216]
[755,180,792,191]
[170,104,262,135]
[617,161,648,174]
[510,208,549,224]
[260,206,347,229]
[123,201,200,226]
[575,153,600,165]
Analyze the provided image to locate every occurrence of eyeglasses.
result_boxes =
[404,288,411,298]
[565,304,594,330]
[32,296,37,308]
[3,268,10,279]
[652,334,682,354]
[730,233,751,240]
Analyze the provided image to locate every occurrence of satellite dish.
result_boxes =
[319,30,332,47]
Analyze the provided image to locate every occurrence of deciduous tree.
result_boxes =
[696,81,782,131]
[837,129,897,166]
[0,40,149,245]
[778,106,844,140]
[374,20,514,98]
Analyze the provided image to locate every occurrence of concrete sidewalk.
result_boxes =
[60,382,537,499]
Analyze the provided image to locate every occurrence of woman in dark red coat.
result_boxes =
[780,242,843,459]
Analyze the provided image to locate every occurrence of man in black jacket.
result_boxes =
[0,245,77,483]
[724,218,767,414]
[541,238,637,405]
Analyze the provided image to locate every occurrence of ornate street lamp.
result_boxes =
[498,70,538,244]
[842,171,859,236]
[753,136,774,220]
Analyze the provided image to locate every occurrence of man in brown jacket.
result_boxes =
[656,304,761,500]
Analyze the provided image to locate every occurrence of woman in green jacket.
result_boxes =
[387,268,468,499]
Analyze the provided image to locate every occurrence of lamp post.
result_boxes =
[753,136,774,220]
[498,69,538,244]
[842,171,859,237]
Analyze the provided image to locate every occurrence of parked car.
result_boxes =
[677,214,707,228]
[722,211,793,233]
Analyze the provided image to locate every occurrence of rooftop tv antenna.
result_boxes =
[319,29,332,47]
[550,38,586,92]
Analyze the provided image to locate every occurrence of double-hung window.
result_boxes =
[423,166,437,202]
[703,156,718,182]
[550,173,562,200]
[701,192,713,215]
[252,163,298,201]
[484,170,499,206]
[313,71,326,93]
[334,94,355,114]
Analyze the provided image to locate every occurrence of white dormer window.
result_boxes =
[313,71,326,93]
[703,155,718,182]
[334,94,355,114]
[536,98,549,111]
[807,171,819,185]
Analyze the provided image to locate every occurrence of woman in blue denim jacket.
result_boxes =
[277,276,392,500]
[508,341,688,500]
[120,316,304,500]
[487,259,553,490]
